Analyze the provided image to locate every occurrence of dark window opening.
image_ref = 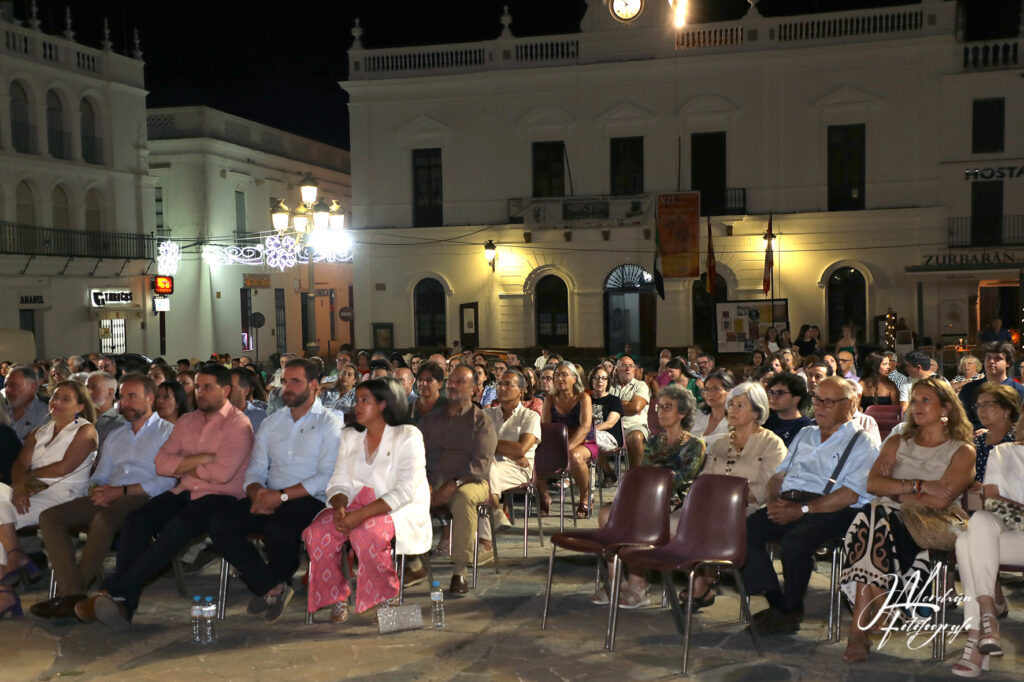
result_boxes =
[610,136,644,196]
[532,141,565,198]
[972,98,1005,154]
[828,124,865,211]
[413,148,443,227]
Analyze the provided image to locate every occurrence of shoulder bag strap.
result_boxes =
[822,429,863,495]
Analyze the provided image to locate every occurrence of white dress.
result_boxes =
[691,410,730,449]
[0,419,96,529]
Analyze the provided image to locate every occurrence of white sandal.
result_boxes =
[952,638,990,678]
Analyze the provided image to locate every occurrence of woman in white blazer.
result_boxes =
[303,377,432,624]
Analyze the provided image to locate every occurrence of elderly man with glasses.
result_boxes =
[740,376,878,635]
[609,354,650,468]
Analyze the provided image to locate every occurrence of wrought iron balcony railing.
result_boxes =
[0,221,153,260]
[948,215,1024,248]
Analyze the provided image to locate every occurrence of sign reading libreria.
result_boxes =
[91,289,134,307]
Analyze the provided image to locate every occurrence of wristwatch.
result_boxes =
[279,490,289,502]
[800,504,811,515]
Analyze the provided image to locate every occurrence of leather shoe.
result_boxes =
[31,594,86,619]
[74,593,104,623]
[403,565,428,587]
[449,574,469,596]
[94,594,132,630]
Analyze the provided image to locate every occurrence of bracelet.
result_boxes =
[123,485,128,496]
[913,479,922,495]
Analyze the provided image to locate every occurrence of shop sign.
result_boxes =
[243,273,271,288]
[963,166,1024,180]
[91,289,134,307]
[921,252,1020,267]
[19,293,45,307]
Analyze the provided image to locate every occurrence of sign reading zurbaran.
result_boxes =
[963,166,1024,180]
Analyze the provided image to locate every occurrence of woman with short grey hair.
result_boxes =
[657,382,697,431]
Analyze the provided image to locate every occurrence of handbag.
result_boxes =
[901,504,969,551]
[23,473,49,496]
[983,497,1024,532]
[376,599,423,634]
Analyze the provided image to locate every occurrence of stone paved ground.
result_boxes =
[2,498,1022,681]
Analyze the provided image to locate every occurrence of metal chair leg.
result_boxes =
[559,476,566,533]
[397,554,406,604]
[932,558,950,661]
[48,570,58,599]
[541,545,557,630]
[216,557,229,620]
[606,555,624,651]
[172,555,187,597]
[522,491,530,558]
[731,565,764,658]
[472,512,480,590]
[567,473,577,528]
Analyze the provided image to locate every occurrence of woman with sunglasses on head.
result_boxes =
[691,370,735,449]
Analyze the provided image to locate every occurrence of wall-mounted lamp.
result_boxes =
[484,240,497,271]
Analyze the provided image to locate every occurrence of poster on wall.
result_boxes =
[715,299,790,354]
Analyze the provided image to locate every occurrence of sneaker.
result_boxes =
[248,592,271,616]
[264,586,294,623]
[476,547,494,567]
[491,508,512,531]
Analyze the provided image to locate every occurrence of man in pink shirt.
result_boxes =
[77,363,254,629]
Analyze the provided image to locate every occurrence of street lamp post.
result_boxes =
[270,173,347,358]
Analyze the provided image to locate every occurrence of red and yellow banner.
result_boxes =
[656,192,700,278]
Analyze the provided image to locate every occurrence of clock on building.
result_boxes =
[609,0,644,23]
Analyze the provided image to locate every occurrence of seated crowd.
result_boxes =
[1,339,1024,676]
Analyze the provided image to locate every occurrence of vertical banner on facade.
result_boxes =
[656,192,700,278]
[715,299,790,353]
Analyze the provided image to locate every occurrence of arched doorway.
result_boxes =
[535,275,569,347]
[413,277,446,348]
[691,272,728,352]
[604,264,657,356]
[827,267,866,344]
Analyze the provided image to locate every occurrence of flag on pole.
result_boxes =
[763,212,774,297]
[706,216,716,297]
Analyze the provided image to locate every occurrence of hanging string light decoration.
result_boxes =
[885,308,896,349]
[156,241,180,276]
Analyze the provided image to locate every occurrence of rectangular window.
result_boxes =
[610,136,644,196]
[971,181,1003,247]
[240,288,254,351]
[155,186,165,233]
[412,148,443,227]
[691,132,727,215]
[274,288,287,356]
[827,124,865,211]
[532,141,565,198]
[972,98,1005,154]
[234,191,246,235]
[99,318,126,355]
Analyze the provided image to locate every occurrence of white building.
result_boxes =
[147,106,353,363]
[342,0,1024,359]
[0,5,151,360]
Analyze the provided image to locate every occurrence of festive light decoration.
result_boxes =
[202,243,264,266]
[885,308,896,349]
[156,241,180,276]
[265,235,300,271]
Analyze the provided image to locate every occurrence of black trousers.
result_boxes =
[103,491,235,615]
[208,496,324,596]
[741,505,857,612]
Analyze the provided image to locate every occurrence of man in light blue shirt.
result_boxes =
[33,374,175,620]
[230,368,268,434]
[741,376,879,635]
[209,358,342,622]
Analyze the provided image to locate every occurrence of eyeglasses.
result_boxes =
[702,386,725,394]
[767,390,791,398]
[655,403,676,412]
[975,400,1001,410]
[554,371,573,378]
[811,396,849,408]
[593,376,609,382]
[540,376,554,382]
[617,364,635,370]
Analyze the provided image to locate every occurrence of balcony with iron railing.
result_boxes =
[700,188,747,216]
[948,215,1024,248]
[82,135,103,165]
[47,128,73,160]
[0,221,153,260]
[11,121,37,154]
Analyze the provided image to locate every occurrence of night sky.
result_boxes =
[14,0,1020,151]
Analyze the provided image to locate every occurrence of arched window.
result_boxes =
[10,82,36,154]
[691,272,728,351]
[604,263,657,355]
[414,278,446,348]
[535,275,569,346]
[16,181,35,225]
[46,90,70,159]
[52,186,70,229]
[85,189,102,231]
[80,98,101,164]
[827,267,866,344]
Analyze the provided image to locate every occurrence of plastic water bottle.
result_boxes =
[430,580,445,629]
[202,596,217,645]
[190,596,203,644]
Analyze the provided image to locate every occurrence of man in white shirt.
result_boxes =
[609,355,650,468]
[845,379,881,445]
[209,358,342,623]
[479,368,540,547]
[533,348,550,370]
[87,372,126,449]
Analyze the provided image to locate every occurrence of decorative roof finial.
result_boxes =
[500,5,513,38]
[351,17,363,49]
[746,0,764,16]
[101,18,112,51]
[132,28,143,60]
[27,0,40,30]
[63,6,74,41]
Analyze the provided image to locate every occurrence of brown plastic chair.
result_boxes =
[533,422,574,532]
[864,404,901,421]
[614,474,763,675]
[540,466,674,636]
